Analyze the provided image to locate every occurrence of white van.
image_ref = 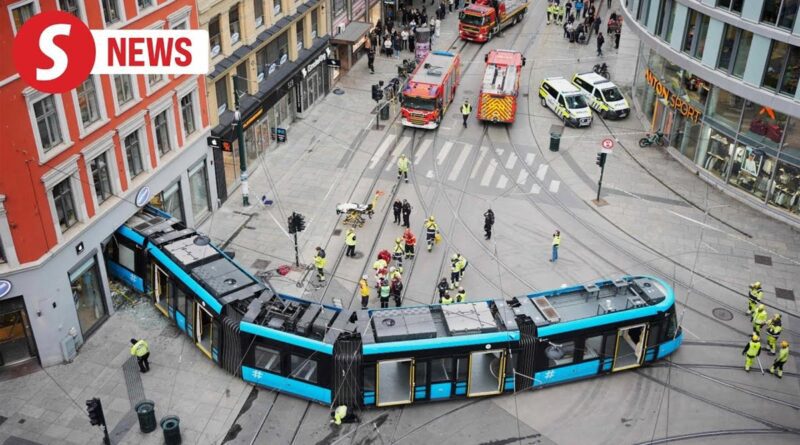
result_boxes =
[538,77,593,127]
[571,72,630,119]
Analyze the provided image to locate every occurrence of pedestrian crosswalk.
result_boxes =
[368,137,564,196]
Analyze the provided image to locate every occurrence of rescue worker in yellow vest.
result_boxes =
[424,216,439,252]
[397,154,410,183]
[461,100,472,128]
[456,287,467,303]
[372,257,388,282]
[546,1,555,24]
[392,238,404,272]
[379,279,391,308]
[747,281,763,315]
[769,341,789,378]
[742,334,762,372]
[130,338,150,373]
[550,230,561,262]
[557,3,566,25]
[330,404,358,425]
[314,247,327,281]
[359,275,371,309]
[766,314,782,354]
[345,229,357,258]
[441,292,454,304]
[449,257,461,289]
[752,304,768,335]
[455,253,468,281]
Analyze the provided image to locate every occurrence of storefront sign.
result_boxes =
[0,280,12,299]
[244,109,264,128]
[135,187,151,207]
[276,128,287,142]
[644,68,702,124]
[302,53,328,78]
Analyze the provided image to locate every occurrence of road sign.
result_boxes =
[207,136,222,149]
[601,138,614,154]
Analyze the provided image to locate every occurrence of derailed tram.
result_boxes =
[108,207,683,409]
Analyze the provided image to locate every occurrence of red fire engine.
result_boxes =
[459,0,529,43]
[477,50,525,124]
[401,51,462,129]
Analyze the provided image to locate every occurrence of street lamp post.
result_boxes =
[233,76,250,207]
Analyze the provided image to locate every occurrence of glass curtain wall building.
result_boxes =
[623,0,800,224]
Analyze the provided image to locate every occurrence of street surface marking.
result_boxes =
[496,175,508,189]
[495,148,505,156]
[369,134,396,169]
[481,159,498,187]
[385,136,412,171]
[437,141,453,165]
[536,164,549,181]
[470,146,489,179]
[426,170,434,179]
[701,242,719,253]
[525,153,536,165]
[448,144,473,182]
[414,139,432,165]
[680,326,700,339]
[505,153,517,170]
[517,170,528,185]
[549,180,560,193]
[440,126,452,130]
[530,184,541,194]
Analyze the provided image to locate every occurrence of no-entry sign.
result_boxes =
[601,138,614,154]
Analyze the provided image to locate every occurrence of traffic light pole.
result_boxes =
[596,163,605,202]
[293,232,300,267]
[233,77,250,207]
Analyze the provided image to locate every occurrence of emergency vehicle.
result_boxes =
[401,51,462,129]
[477,50,525,124]
[539,77,593,128]
[459,0,529,43]
[571,72,630,119]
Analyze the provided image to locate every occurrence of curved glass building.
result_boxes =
[622,0,800,225]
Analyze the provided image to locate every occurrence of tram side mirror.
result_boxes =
[522,57,526,66]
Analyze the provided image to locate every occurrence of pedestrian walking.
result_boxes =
[424,216,440,252]
[614,29,621,49]
[402,199,412,227]
[403,228,417,258]
[393,199,402,224]
[460,100,472,128]
[766,314,782,354]
[752,304,768,335]
[483,208,494,239]
[742,334,762,372]
[747,281,763,314]
[392,237,405,271]
[390,277,403,307]
[592,16,601,35]
[379,279,391,308]
[397,153,410,182]
[384,36,393,57]
[550,230,561,262]
[449,0,454,12]
[596,32,605,56]
[456,287,467,303]
[314,247,327,281]
[565,0,572,17]
[434,18,441,37]
[345,229,357,257]
[359,275,371,309]
[401,28,409,51]
[769,341,790,378]
[367,47,375,73]
[574,0,583,18]
[130,338,150,373]
[438,277,449,302]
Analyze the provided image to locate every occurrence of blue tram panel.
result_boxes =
[108,207,682,409]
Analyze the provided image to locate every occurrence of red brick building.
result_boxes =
[0,0,217,369]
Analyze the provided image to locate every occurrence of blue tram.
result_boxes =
[108,207,682,409]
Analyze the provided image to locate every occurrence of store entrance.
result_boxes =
[0,297,37,367]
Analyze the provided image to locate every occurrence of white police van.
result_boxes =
[571,72,630,119]
[538,77,593,127]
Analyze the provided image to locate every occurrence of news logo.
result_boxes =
[13,12,209,94]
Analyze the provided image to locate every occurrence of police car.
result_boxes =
[571,72,630,119]
[538,77,593,127]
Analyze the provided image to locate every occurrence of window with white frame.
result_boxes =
[33,95,65,153]
[101,0,122,25]
[216,78,229,115]
[76,77,102,127]
[209,16,221,57]
[113,75,136,108]
[188,161,211,220]
[180,93,197,137]
[0,240,6,264]
[311,9,318,39]
[254,0,264,28]
[148,74,164,88]
[296,19,304,51]
[229,5,241,44]
[273,0,281,16]
[124,131,145,178]
[89,152,113,205]
[53,178,78,232]
[9,0,37,34]
[153,110,172,156]
[58,0,81,18]
[137,0,153,11]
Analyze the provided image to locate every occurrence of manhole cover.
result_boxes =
[712,308,733,321]
[754,254,772,266]
[332,229,342,236]
[333,88,345,95]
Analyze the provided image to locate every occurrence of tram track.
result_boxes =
[633,428,798,445]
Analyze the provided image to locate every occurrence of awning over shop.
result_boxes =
[331,22,372,45]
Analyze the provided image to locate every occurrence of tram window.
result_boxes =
[584,335,603,360]
[546,341,575,367]
[415,362,427,386]
[665,307,678,339]
[118,243,136,271]
[647,324,662,348]
[290,354,318,383]
[364,365,376,391]
[254,346,281,373]
[456,358,469,381]
[196,305,215,355]
[603,333,617,357]
[430,358,453,382]
[174,285,187,315]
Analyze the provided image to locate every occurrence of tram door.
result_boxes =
[612,324,648,372]
[153,265,171,317]
[195,304,216,360]
[467,350,506,397]
[376,358,414,407]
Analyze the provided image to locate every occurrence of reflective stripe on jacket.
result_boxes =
[131,340,149,357]
[552,235,561,246]
[744,340,761,357]
[776,346,789,364]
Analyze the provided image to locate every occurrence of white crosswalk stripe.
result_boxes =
[530,184,541,194]
[369,134,396,169]
[481,159,498,187]
[437,141,453,165]
[426,170,434,179]
[414,139,432,165]
[517,170,528,185]
[495,148,505,156]
[536,164,549,181]
[384,136,412,171]
[448,144,472,182]
[549,180,561,193]
[496,175,508,189]
[470,146,489,179]
[505,153,517,170]
[525,153,536,166]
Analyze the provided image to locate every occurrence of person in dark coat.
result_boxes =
[483,209,495,240]
[367,47,375,73]
[393,199,402,224]
[596,32,605,56]
[402,200,412,228]
[592,16,601,35]
[614,29,621,49]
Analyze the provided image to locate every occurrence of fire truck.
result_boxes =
[400,51,462,129]
[477,50,525,124]
[459,0,529,43]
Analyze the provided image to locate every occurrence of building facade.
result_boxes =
[201,0,332,201]
[0,0,217,369]
[622,0,800,226]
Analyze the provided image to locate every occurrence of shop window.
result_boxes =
[70,257,108,336]
[430,357,453,381]
[215,78,229,115]
[124,131,145,179]
[778,0,798,29]
[741,101,787,149]
[255,346,281,373]
[706,87,744,133]
[53,178,77,231]
[90,152,113,205]
[253,0,264,28]
[151,181,184,221]
[209,16,221,58]
[188,161,211,220]
[229,5,240,44]
[729,145,774,199]
[699,127,735,179]
[717,0,743,14]
[59,0,81,18]
[290,354,318,383]
[768,160,800,214]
